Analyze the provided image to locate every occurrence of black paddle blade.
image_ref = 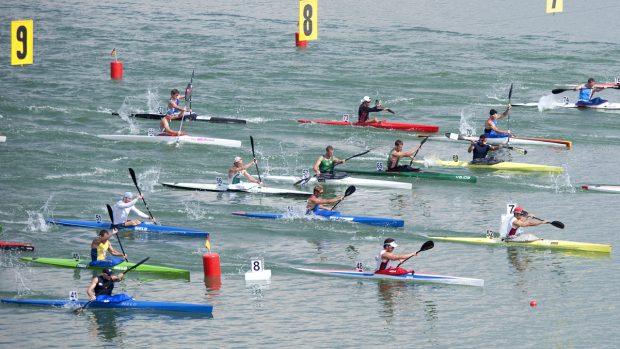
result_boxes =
[106,204,114,227]
[125,257,150,273]
[552,88,570,94]
[250,136,256,155]
[551,221,565,229]
[129,168,138,185]
[417,240,434,253]
[420,136,429,145]
[508,83,513,101]
[344,185,356,197]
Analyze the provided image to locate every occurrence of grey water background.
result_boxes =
[1,0,619,347]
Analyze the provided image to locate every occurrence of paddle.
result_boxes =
[176,70,194,145]
[106,204,128,262]
[294,149,373,185]
[376,99,395,114]
[552,85,620,94]
[250,136,262,183]
[77,256,150,313]
[409,136,429,166]
[507,83,513,146]
[128,168,158,224]
[446,133,527,155]
[396,240,434,268]
[330,185,356,211]
[531,216,565,229]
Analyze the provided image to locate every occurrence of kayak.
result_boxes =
[512,101,620,110]
[295,268,484,287]
[21,257,191,276]
[123,112,246,124]
[581,185,620,194]
[47,219,208,237]
[232,211,405,228]
[263,174,412,190]
[297,119,439,133]
[341,169,477,183]
[429,236,611,254]
[0,242,34,251]
[1,298,212,314]
[412,159,563,173]
[0,134,5,142]
[97,134,242,148]
[423,133,572,149]
[161,182,311,197]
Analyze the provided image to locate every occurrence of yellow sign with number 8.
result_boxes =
[298,0,317,41]
[11,19,34,65]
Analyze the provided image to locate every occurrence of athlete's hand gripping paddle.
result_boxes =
[396,240,434,268]
[330,185,356,211]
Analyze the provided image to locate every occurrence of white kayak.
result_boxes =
[581,185,620,194]
[512,101,620,110]
[263,174,412,190]
[0,134,5,143]
[97,134,242,148]
[424,133,571,149]
[161,182,311,196]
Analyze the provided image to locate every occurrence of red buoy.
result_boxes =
[203,252,221,277]
[295,32,307,48]
[110,61,123,80]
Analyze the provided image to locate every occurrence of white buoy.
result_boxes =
[245,258,271,281]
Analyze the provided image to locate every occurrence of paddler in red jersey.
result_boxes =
[375,238,418,275]
[166,88,191,120]
[357,96,395,123]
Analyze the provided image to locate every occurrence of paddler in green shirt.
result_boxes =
[313,145,345,176]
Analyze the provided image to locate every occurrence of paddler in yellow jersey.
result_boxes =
[228,156,262,186]
[89,229,127,266]
[313,145,345,176]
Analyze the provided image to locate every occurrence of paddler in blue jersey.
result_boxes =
[89,229,127,266]
[112,192,153,227]
[387,139,421,172]
[468,134,502,165]
[166,88,191,120]
[306,185,344,216]
[228,156,262,186]
[375,238,418,275]
[574,78,607,106]
[358,96,394,123]
[86,268,128,301]
[313,145,345,176]
[484,106,511,138]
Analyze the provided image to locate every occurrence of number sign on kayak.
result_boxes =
[69,291,78,301]
[215,177,223,189]
[302,169,310,180]
[250,258,264,273]
[342,114,350,122]
[376,162,384,171]
[298,0,318,41]
[11,20,33,65]
[72,252,80,261]
[95,214,102,223]
[147,128,156,136]
[546,0,563,14]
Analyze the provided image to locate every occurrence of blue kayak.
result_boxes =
[232,212,404,228]
[1,298,213,314]
[47,219,208,237]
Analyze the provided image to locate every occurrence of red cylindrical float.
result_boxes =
[295,32,307,48]
[204,276,222,291]
[203,252,221,277]
[110,61,123,80]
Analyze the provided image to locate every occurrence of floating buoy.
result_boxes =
[530,300,537,307]
[245,258,271,281]
[295,32,307,48]
[202,252,221,277]
[110,61,123,80]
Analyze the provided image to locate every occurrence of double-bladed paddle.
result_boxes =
[330,185,356,211]
[77,256,150,313]
[396,240,434,268]
[176,70,194,145]
[409,136,429,166]
[128,168,158,224]
[507,83,513,146]
[106,204,128,262]
[250,136,262,183]
[531,216,565,229]
[552,85,620,95]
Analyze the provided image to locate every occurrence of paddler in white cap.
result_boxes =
[358,96,395,123]
[112,192,153,227]
[228,156,262,187]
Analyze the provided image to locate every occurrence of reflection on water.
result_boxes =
[375,281,438,326]
[86,310,123,342]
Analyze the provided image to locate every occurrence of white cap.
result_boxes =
[387,241,398,248]
[233,156,242,163]
[362,96,371,103]
[123,192,133,199]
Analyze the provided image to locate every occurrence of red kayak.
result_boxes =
[297,119,439,133]
[0,242,35,251]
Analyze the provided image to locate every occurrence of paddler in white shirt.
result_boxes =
[503,206,548,242]
[375,238,418,275]
[166,88,191,120]
[228,156,262,187]
[89,229,127,266]
[112,192,154,226]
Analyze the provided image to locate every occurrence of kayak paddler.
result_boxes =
[306,185,344,216]
[112,192,154,227]
[387,139,421,172]
[228,156,262,186]
[574,78,607,106]
[159,114,187,136]
[358,96,394,123]
[484,106,511,138]
[86,267,129,302]
[502,206,549,242]
[375,238,418,275]
[89,229,127,266]
[313,145,345,176]
[166,88,191,120]
[467,134,502,165]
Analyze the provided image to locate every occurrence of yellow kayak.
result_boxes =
[429,236,611,253]
[412,159,563,173]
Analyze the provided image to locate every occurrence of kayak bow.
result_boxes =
[1,298,212,314]
[97,134,241,148]
[127,112,246,124]
[429,236,611,254]
[581,185,620,194]
[47,219,208,237]
[341,169,477,183]
[232,212,405,228]
[21,257,190,277]
[161,182,311,196]
[263,174,412,190]
[298,119,439,133]
[0,242,34,251]
[412,159,563,173]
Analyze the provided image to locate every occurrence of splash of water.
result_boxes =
[537,94,559,112]
[458,109,477,136]
[137,167,161,193]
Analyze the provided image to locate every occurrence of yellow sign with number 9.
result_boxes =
[298,0,317,41]
[11,19,34,65]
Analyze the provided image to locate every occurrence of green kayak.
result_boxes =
[21,257,190,278]
[341,169,477,183]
